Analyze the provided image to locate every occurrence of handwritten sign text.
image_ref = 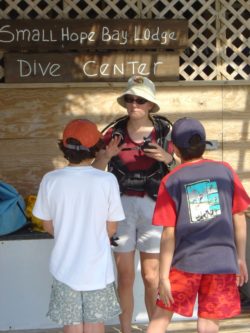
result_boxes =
[0,19,188,51]
[4,52,179,82]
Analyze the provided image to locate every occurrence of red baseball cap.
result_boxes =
[63,119,103,150]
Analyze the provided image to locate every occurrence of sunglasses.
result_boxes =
[124,95,148,105]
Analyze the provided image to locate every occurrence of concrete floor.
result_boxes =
[1,301,249,333]
[0,325,147,333]
[1,312,250,333]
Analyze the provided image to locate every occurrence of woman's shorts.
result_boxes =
[156,268,241,320]
[47,278,121,325]
[113,195,162,253]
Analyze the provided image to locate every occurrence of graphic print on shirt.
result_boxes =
[185,180,221,223]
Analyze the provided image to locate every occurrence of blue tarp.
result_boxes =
[0,181,27,236]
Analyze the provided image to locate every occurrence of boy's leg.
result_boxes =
[146,307,173,333]
[197,317,219,333]
[64,323,83,333]
[83,322,105,333]
[64,323,105,333]
[197,273,240,333]
[198,274,240,319]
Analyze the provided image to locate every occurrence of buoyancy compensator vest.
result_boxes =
[102,115,175,200]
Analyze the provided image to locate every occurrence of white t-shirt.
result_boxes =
[33,166,125,291]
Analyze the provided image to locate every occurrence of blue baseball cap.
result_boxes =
[171,117,211,148]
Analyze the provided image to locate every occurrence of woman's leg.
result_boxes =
[146,306,173,333]
[114,251,135,333]
[140,252,160,320]
[197,317,220,333]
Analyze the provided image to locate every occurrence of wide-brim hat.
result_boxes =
[117,75,160,113]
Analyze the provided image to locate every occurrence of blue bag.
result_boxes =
[0,181,27,236]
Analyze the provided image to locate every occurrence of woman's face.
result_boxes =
[124,94,154,119]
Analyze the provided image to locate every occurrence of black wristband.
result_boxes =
[166,157,175,168]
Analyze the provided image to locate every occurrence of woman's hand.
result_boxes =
[143,143,173,165]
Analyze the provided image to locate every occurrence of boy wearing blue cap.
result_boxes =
[147,117,250,333]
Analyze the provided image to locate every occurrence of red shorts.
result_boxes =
[156,268,241,319]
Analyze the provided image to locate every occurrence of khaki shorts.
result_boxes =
[113,195,162,253]
[47,278,121,325]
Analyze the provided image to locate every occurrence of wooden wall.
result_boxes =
[0,83,249,214]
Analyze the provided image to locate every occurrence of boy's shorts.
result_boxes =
[48,278,121,325]
[113,195,162,253]
[156,268,241,319]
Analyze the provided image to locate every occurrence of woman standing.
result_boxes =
[93,76,175,333]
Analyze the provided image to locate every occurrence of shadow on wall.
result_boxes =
[0,84,249,202]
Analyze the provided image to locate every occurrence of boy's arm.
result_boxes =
[158,226,175,306]
[106,221,117,238]
[233,212,248,286]
[42,220,54,236]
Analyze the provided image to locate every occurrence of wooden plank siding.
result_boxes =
[0,84,249,215]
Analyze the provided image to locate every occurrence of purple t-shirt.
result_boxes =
[153,159,250,274]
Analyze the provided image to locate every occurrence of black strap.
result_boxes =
[102,114,172,152]
[150,114,172,149]
[105,115,173,198]
[17,199,32,225]
[17,200,27,220]
[101,115,128,134]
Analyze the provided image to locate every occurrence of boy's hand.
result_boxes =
[237,259,248,286]
[96,136,125,162]
[158,278,174,307]
[110,236,119,247]
[106,136,124,159]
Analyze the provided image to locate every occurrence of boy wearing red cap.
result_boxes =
[33,119,125,333]
[147,117,250,333]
